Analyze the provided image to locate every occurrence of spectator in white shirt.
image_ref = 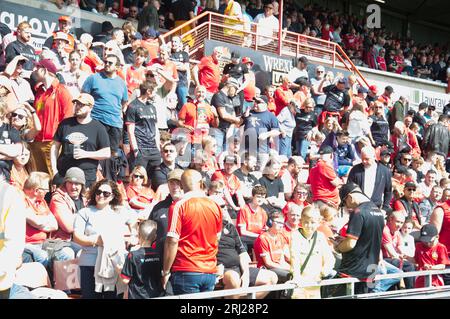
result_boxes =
[253,3,279,47]
[419,169,438,198]
[58,51,89,99]
[288,56,309,90]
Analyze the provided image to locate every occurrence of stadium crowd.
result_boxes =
[40,0,450,82]
[0,1,450,300]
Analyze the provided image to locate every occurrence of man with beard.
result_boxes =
[50,93,111,188]
[233,151,259,201]
[5,22,38,72]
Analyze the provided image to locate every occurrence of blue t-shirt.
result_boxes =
[244,110,279,153]
[82,72,128,128]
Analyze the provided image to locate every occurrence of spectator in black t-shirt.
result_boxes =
[333,183,385,295]
[0,102,22,181]
[430,55,442,81]
[370,101,390,147]
[51,93,111,188]
[149,169,184,255]
[259,158,285,211]
[172,0,196,25]
[170,36,190,110]
[416,55,432,79]
[217,211,278,299]
[150,143,182,191]
[233,151,259,201]
[386,50,398,73]
[121,220,165,299]
[126,81,161,174]
[223,51,249,93]
[322,78,351,113]
[294,98,317,160]
[5,22,38,72]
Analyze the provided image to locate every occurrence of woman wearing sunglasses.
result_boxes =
[73,179,137,299]
[125,165,155,220]
[282,184,311,219]
[8,102,41,142]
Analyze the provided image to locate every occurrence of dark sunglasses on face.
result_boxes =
[11,112,26,120]
[133,174,144,179]
[95,190,112,197]
[406,188,416,192]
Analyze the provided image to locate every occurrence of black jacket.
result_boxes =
[347,162,392,210]
[423,122,450,156]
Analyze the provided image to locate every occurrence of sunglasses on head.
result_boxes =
[95,190,112,197]
[11,112,26,120]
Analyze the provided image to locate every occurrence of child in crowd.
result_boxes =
[415,224,450,288]
[400,218,416,262]
[237,185,269,252]
[121,220,164,299]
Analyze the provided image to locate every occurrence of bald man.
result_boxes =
[347,146,392,211]
[162,169,223,295]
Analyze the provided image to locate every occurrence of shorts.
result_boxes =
[224,266,260,286]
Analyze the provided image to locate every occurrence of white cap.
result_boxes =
[80,33,93,44]
[316,65,325,72]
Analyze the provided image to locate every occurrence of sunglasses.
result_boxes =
[133,174,144,179]
[164,149,175,153]
[95,190,112,197]
[11,112,26,120]
[405,188,416,192]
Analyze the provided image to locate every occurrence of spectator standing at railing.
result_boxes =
[253,3,279,48]
[172,0,196,48]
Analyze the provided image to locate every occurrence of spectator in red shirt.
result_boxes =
[274,76,294,115]
[126,165,155,218]
[23,172,58,268]
[264,85,277,114]
[148,45,179,95]
[212,155,246,218]
[193,47,222,102]
[31,62,74,176]
[415,224,450,288]
[382,211,416,289]
[376,48,387,71]
[307,145,343,209]
[282,203,302,245]
[254,211,291,283]
[237,185,268,252]
[123,47,148,97]
[177,85,219,146]
[162,169,222,295]
[282,184,310,218]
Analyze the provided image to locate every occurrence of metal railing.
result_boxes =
[161,11,371,88]
[156,268,450,299]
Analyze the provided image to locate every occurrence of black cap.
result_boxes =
[339,182,361,203]
[318,145,334,155]
[380,149,392,157]
[404,181,417,189]
[357,86,368,94]
[385,85,394,93]
[294,77,311,87]
[231,51,241,59]
[298,56,308,64]
[418,224,438,243]
[337,77,346,84]
[253,95,268,104]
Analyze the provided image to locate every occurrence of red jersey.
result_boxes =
[25,197,52,244]
[437,200,450,252]
[211,170,241,196]
[243,72,256,102]
[254,231,288,268]
[307,159,339,207]
[167,191,222,273]
[178,101,217,144]
[274,86,293,116]
[376,56,387,71]
[140,39,159,60]
[381,225,402,258]
[415,242,450,288]
[124,64,146,95]
[34,79,74,142]
[236,204,267,236]
[126,185,155,210]
[198,55,221,94]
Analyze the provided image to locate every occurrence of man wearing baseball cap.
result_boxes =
[43,16,75,53]
[49,167,86,260]
[51,93,111,188]
[331,182,385,295]
[149,168,184,255]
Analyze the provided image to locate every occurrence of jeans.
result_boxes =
[53,242,82,261]
[176,85,189,111]
[371,261,402,293]
[80,266,118,299]
[214,128,238,155]
[385,258,416,289]
[279,136,292,157]
[23,243,49,268]
[9,284,36,299]
[171,272,216,295]
[296,138,310,160]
